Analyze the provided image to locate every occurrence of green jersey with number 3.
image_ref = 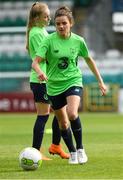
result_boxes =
[36,32,89,95]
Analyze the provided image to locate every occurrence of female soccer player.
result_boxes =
[32,6,107,164]
[26,2,69,160]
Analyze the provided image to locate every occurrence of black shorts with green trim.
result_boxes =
[30,82,50,103]
[48,86,83,110]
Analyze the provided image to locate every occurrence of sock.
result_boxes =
[70,116,83,149]
[61,127,76,152]
[32,115,49,150]
[52,116,61,145]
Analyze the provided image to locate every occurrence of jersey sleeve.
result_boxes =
[79,38,90,58]
[36,37,49,59]
[30,33,44,53]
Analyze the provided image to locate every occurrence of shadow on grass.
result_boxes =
[0,169,27,173]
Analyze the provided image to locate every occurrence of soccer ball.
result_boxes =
[19,147,42,170]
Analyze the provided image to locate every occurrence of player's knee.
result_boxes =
[60,121,69,130]
[68,111,78,120]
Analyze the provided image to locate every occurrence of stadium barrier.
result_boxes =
[0,92,35,112]
[82,83,119,112]
[0,83,119,113]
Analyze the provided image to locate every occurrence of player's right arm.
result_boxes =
[32,35,49,81]
[32,56,48,81]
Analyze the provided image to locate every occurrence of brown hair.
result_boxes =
[26,2,48,51]
[54,6,74,25]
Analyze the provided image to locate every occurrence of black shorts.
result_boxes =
[30,82,50,103]
[48,86,83,110]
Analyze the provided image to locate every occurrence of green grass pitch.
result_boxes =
[0,113,123,179]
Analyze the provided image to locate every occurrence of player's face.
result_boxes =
[55,16,72,38]
[40,8,50,26]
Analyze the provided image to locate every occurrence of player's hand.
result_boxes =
[98,82,107,96]
[38,71,48,81]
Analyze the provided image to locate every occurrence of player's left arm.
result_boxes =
[84,56,107,96]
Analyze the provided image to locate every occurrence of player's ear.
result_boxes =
[70,19,74,28]
[70,22,73,28]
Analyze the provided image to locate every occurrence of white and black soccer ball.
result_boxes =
[19,147,42,170]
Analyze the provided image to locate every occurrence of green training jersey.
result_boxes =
[36,32,89,95]
[29,26,48,83]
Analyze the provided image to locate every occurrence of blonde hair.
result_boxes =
[26,2,48,51]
